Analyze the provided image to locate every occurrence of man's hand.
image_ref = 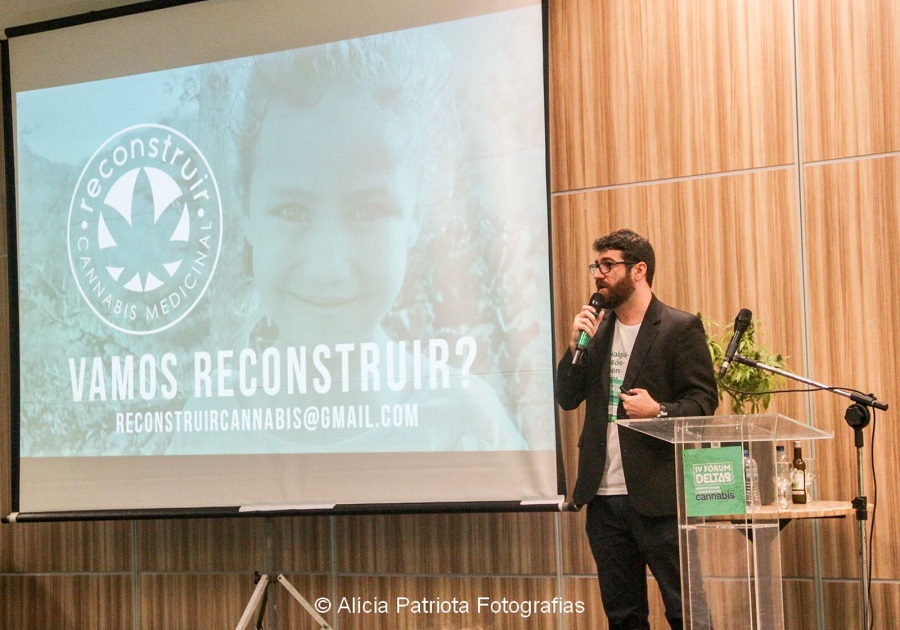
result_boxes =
[620,387,661,419]
[569,303,603,355]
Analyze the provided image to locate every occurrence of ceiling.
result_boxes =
[1,0,145,34]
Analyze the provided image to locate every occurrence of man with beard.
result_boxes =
[555,228,718,630]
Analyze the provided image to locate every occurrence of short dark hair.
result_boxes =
[593,228,656,287]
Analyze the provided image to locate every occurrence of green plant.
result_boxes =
[700,314,788,414]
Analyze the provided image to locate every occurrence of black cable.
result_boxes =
[720,377,882,628]
[718,381,886,413]
[717,381,820,399]
[867,409,877,630]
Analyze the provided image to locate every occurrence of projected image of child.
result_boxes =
[166,32,528,455]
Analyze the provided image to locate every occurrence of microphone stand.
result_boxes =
[732,353,888,630]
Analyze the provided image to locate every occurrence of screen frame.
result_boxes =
[1,0,563,522]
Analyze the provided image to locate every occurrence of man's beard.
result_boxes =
[597,272,635,309]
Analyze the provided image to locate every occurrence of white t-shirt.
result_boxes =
[597,319,641,495]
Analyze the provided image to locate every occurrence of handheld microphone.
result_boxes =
[719,308,752,378]
[572,292,603,365]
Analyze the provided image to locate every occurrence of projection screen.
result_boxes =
[3,0,558,519]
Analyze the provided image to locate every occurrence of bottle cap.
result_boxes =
[793,440,802,447]
[776,445,785,451]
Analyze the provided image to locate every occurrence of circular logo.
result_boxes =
[67,124,223,335]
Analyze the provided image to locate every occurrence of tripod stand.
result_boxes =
[733,353,887,630]
[235,572,333,630]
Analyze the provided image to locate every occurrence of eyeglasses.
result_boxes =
[589,260,637,276]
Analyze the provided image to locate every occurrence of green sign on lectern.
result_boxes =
[682,445,746,516]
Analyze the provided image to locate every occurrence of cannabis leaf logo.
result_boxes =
[96,166,193,293]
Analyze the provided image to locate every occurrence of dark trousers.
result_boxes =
[585,495,683,630]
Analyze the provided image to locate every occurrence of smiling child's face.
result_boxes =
[246,85,421,345]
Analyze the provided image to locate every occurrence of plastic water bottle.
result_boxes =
[775,445,792,509]
[743,449,761,508]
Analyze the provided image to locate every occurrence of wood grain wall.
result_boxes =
[1,0,898,628]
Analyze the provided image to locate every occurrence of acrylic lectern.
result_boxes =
[618,414,832,630]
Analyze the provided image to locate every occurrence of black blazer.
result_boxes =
[556,295,718,515]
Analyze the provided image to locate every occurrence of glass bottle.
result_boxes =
[791,440,807,504]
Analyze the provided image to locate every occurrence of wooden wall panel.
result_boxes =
[334,575,560,629]
[0,575,132,630]
[819,581,900,630]
[137,517,269,572]
[263,573,333,629]
[778,519,818,577]
[0,520,131,573]
[564,576,668,630]
[549,0,794,191]
[821,581,863,630]
[335,511,557,575]
[272,515,333,572]
[868,582,900,630]
[781,579,818,630]
[562,577,605,630]
[140,573,255,630]
[560,508,593,576]
[799,0,900,162]
[804,157,900,579]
